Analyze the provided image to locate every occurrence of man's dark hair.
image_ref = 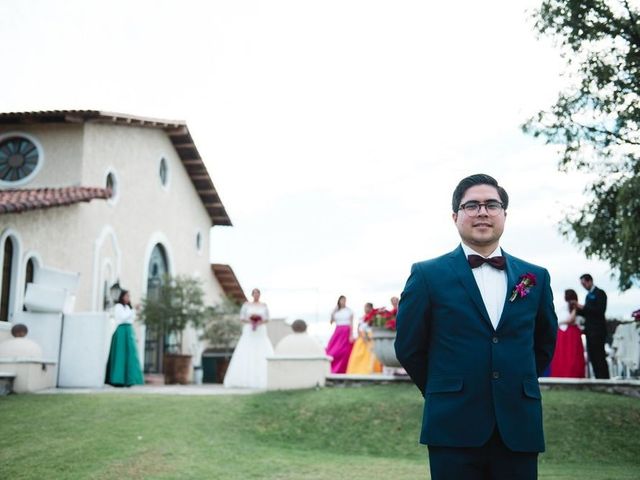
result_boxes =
[451,174,509,212]
[580,273,593,282]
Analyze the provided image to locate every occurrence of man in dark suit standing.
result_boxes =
[575,273,609,379]
[395,174,557,480]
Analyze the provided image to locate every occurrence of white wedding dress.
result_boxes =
[223,302,274,389]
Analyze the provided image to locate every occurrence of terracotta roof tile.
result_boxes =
[0,186,112,214]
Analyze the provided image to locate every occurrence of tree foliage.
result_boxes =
[139,275,207,352]
[524,0,640,290]
[200,296,243,351]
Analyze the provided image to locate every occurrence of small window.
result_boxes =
[105,170,119,204]
[159,157,168,187]
[106,172,115,192]
[0,134,43,185]
[23,257,36,311]
[196,232,202,252]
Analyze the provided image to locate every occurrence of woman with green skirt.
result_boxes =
[105,290,144,387]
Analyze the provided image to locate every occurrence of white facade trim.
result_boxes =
[91,225,122,311]
[0,131,45,187]
[20,250,43,310]
[141,232,174,296]
[99,258,114,311]
[0,228,24,321]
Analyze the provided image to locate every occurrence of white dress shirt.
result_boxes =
[461,243,507,330]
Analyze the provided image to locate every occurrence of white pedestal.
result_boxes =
[58,312,110,388]
[13,311,63,365]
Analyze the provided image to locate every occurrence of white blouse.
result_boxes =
[332,307,353,326]
[114,303,135,325]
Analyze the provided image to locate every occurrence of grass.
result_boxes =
[0,385,639,479]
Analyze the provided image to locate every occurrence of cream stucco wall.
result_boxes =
[0,124,83,188]
[0,122,227,331]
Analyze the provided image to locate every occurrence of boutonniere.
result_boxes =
[509,273,537,302]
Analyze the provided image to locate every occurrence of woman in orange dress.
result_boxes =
[346,303,383,374]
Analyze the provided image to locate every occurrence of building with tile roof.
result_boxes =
[0,110,243,375]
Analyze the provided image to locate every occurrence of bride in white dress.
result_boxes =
[223,288,274,389]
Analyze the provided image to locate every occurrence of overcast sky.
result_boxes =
[1,0,638,337]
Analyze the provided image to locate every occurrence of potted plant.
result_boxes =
[139,275,207,384]
[199,296,242,383]
[365,307,402,368]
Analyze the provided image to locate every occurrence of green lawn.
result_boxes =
[0,385,639,479]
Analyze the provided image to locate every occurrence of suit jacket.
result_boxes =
[394,245,557,452]
[577,287,607,337]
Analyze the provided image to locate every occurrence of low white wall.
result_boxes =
[0,360,57,393]
[266,355,331,390]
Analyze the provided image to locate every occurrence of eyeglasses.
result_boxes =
[458,200,505,216]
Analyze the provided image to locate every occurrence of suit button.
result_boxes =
[492,337,499,344]
[492,371,500,379]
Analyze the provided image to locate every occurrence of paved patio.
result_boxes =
[36,384,262,395]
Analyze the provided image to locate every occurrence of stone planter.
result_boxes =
[371,328,401,368]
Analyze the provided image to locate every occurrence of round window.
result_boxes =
[0,135,41,184]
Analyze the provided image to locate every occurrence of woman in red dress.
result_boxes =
[550,289,586,378]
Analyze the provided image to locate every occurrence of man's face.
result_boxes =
[580,278,593,291]
[452,184,506,250]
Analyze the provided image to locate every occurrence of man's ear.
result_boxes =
[452,212,458,223]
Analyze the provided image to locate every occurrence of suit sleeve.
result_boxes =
[394,263,431,396]
[579,288,607,317]
[534,269,558,376]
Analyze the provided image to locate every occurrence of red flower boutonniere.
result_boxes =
[509,273,537,302]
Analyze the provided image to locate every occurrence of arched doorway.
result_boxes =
[1,237,14,321]
[144,243,169,373]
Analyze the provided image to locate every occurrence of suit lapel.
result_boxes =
[448,246,492,327]
[496,251,518,331]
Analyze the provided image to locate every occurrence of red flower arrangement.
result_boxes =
[364,307,397,331]
[509,273,537,302]
[249,314,262,331]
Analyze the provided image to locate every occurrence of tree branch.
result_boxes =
[574,122,640,146]
[622,0,640,46]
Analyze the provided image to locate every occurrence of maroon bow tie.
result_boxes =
[468,254,506,270]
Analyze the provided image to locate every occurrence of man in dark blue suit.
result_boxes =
[576,273,609,379]
[395,174,557,480]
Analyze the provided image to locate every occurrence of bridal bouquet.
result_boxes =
[364,307,397,331]
[249,314,262,331]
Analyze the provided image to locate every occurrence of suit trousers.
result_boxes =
[428,427,538,480]
[586,333,610,379]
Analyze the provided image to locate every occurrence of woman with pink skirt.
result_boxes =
[326,295,354,373]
